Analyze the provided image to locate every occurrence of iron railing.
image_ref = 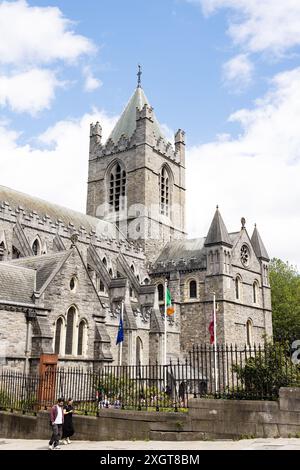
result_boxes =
[0,343,299,414]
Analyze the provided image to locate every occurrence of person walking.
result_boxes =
[49,398,64,450]
[62,398,75,444]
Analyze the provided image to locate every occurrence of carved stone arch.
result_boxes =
[159,164,173,219]
[65,305,79,356]
[252,279,260,304]
[235,274,243,301]
[32,235,42,256]
[54,315,66,355]
[77,317,89,356]
[246,318,254,346]
[105,159,127,213]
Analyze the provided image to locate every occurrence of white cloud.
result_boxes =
[0,110,118,212]
[195,0,300,56]
[0,0,95,65]
[83,66,102,92]
[186,66,300,268]
[0,1,97,114]
[223,54,254,90]
[0,69,62,115]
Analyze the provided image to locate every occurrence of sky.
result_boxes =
[0,0,300,268]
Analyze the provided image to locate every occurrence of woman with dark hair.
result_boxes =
[62,398,75,444]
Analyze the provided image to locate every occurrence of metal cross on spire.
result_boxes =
[137,64,142,88]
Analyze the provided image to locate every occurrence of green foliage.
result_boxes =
[269,258,300,343]
[20,394,38,411]
[0,389,11,408]
[94,374,174,409]
[233,341,300,399]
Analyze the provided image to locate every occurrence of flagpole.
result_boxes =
[164,279,167,366]
[213,292,218,392]
[119,300,124,367]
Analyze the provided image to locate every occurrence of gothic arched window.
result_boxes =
[77,320,87,356]
[65,306,76,355]
[246,319,253,347]
[159,166,170,216]
[235,276,242,300]
[32,238,41,256]
[109,163,126,212]
[54,317,63,355]
[157,284,164,302]
[189,280,197,299]
[253,281,259,304]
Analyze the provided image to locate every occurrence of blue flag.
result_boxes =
[116,317,124,345]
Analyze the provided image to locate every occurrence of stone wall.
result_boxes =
[1,388,299,441]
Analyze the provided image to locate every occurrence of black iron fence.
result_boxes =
[0,343,299,414]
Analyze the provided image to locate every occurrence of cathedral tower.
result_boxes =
[86,69,186,261]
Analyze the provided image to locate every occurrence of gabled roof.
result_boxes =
[9,251,71,292]
[251,225,270,261]
[204,208,232,247]
[155,238,206,263]
[0,185,119,238]
[107,86,166,144]
[0,263,35,304]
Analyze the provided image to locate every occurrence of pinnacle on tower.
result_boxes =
[251,225,270,261]
[204,207,232,247]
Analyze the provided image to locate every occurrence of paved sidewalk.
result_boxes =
[0,438,300,450]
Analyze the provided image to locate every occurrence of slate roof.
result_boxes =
[204,208,232,247]
[0,185,118,237]
[251,225,270,261]
[9,251,71,292]
[107,86,166,144]
[0,263,35,304]
[155,238,206,263]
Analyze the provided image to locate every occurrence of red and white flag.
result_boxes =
[209,316,214,345]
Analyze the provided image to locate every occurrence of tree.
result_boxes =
[269,258,300,343]
[233,341,300,399]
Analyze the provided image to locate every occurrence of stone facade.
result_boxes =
[0,80,272,372]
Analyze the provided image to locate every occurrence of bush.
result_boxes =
[233,342,300,399]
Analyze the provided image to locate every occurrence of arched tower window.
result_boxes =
[157,284,164,302]
[54,317,64,355]
[159,166,170,216]
[246,319,253,347]
[189,280,197,299]
[32,238,40,256]
[77,320,88,356]
[109,163,126,212]
[253,281,258,304]
[65,306,76,355]
[235,276,242,300]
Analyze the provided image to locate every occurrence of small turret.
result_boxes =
[175,129,185,165]
[205,207,232,248]
[251,224,269,261]
[89,122,102,158]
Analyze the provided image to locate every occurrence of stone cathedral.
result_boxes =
[0,76,272,372]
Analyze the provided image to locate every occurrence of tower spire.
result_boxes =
[137,64,142,88]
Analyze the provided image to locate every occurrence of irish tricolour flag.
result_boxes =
[166,287,175,316]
